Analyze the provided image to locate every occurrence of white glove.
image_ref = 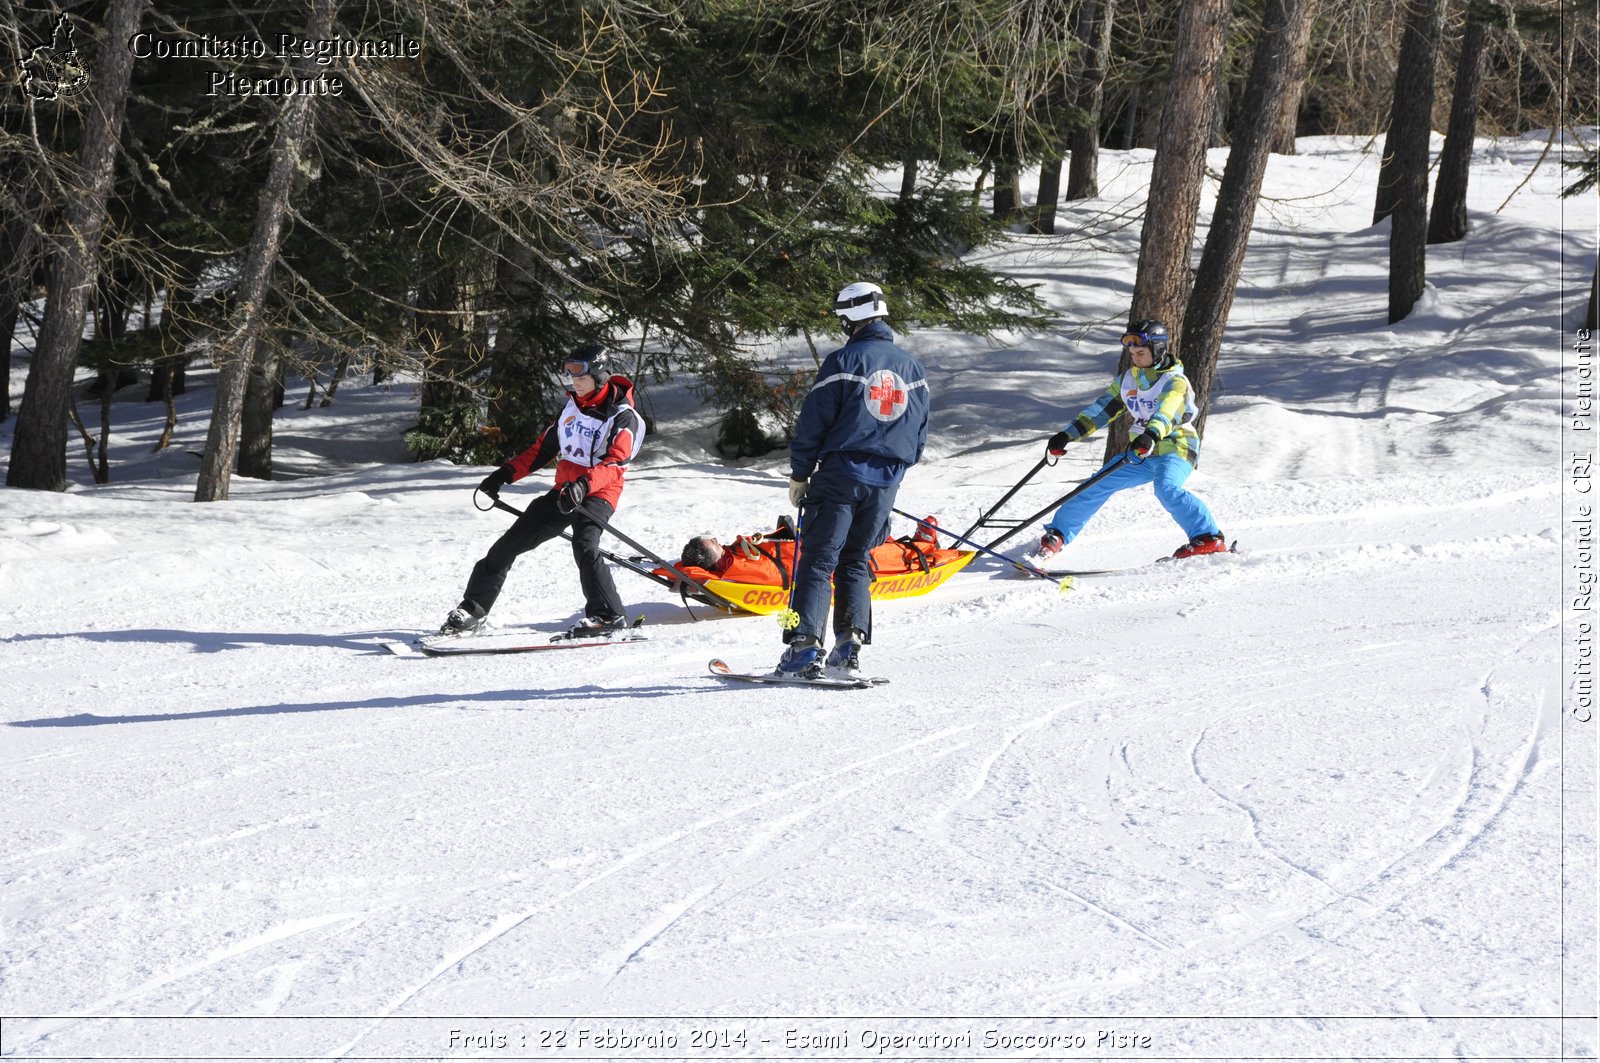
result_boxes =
[788,478,808,508]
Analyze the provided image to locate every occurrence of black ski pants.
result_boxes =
[460,491,624,620]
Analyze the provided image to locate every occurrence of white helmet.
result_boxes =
[833,281,888,325]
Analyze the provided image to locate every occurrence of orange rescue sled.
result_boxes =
[656,534,974,616]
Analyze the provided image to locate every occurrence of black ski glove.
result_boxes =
[477,465,512,499]
[558,477,589,513]
[1128,430,1158,459]
[1047,430,1073,456]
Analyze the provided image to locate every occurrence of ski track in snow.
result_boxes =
[1143,620,1564,1002]
[325,722,989,1055]
[1287,625,1561,942]
[1186,725,1355,900]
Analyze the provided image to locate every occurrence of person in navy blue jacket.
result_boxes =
[776,281,930,679]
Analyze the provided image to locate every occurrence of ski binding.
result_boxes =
[706,658,888,689]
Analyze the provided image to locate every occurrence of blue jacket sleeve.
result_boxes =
[789,352,846,480]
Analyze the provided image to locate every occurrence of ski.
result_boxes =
[384,618,648,656]
[1023,564,1130,578]
[706,658,889,689]
[1014,540,1241,578]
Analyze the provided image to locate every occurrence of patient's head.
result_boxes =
[680,535,725,571]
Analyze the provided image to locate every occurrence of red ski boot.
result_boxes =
[1171,532,1230,559]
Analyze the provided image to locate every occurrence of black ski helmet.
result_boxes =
[563,344,612,384]
[1123,319,1173,368]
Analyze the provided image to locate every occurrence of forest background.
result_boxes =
[1,0,1595,498]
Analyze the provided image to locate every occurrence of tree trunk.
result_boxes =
[1112,89,1141,150]
[321,349,352,406]
[7,0,147,491]
[1269,0,1320,154]
[237,340,280,480]
[1,156,43,423]
[992,162,1021,220]
[1113,0,1232,460]
[148,283,193,403]
[1034,155,1064,234]
[970,161,992,208]
[194,0,334,501]
[1374,0,1448,225]
[1427,14,1490,245]
[155,361,178,452]
[1183,0,1316,436]
[416,261,470,414]
[67,394,97,482]
[1130,0,1232,330]
[1066,0,1114,200]
[95,367,112,483]
[1065,125,1100,201]
[899,156,918,202]
[1377,0,1449,322]
[147,351,188,401]
[1,302,15,421]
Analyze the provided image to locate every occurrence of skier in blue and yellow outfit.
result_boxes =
[1034,319,1227,561]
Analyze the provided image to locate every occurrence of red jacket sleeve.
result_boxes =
[505,422,559,481]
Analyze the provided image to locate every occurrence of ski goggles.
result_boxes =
[563,359,596,376]
[1121,333,1155,349]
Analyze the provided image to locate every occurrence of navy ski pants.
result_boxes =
[788,464,898,646]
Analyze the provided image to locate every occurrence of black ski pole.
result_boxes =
[980,452,1135,553]
[891,508,1071,589]
[559,496,747,612]
[478,493,740,613]
[777,500,805,633]
[564,498,689,574]
[958,454,1051,540]
[484,493,675,569]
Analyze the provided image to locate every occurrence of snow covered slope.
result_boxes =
[1,132,1594,1061]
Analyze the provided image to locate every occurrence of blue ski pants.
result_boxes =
[1047,453,1218,544]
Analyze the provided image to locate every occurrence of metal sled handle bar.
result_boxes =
[480,493,741,614]
[980,452,1133,553]
[892,508,1061,584]
[564,499,747,612]
[483,493,665,562]
[958,455,1049,541]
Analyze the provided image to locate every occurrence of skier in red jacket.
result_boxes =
[440,346,645,638]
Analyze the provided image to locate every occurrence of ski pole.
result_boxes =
[891,508,1070,589]
[958,454,1051,540]
[483,492,678,570]
[980,452,1133,553]
[777,501,805,632]
[478,493,741,613]
[560,496,746,611]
